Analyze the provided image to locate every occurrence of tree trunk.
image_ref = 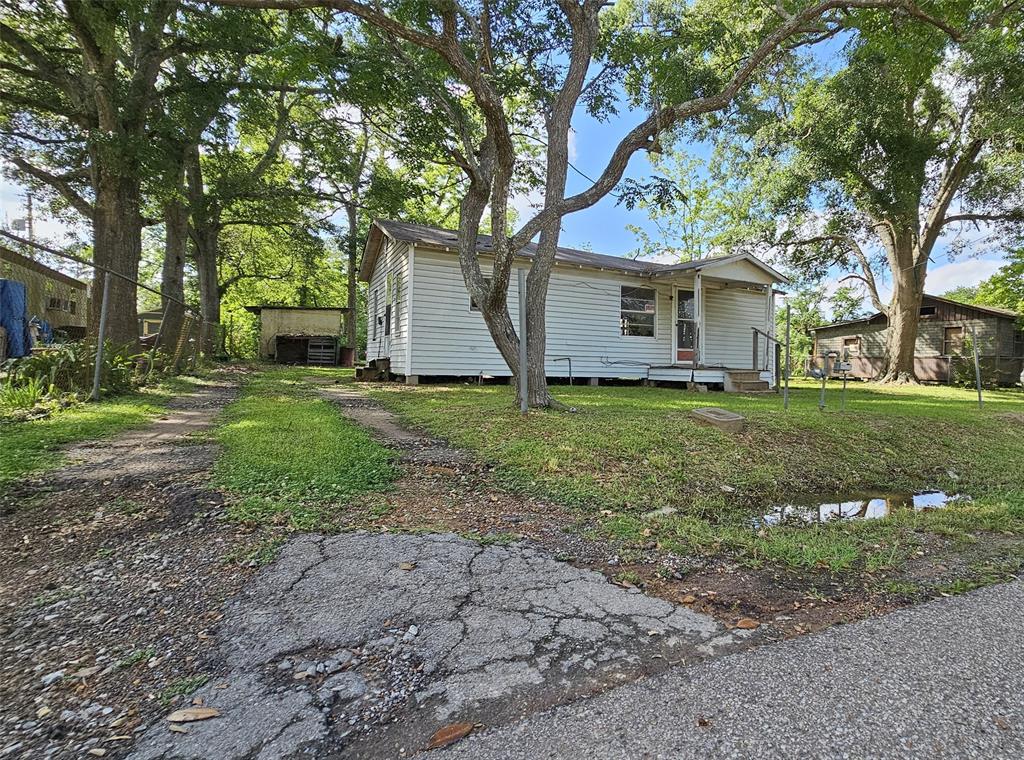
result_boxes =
[91,170,142,346]
[877,233,927,383]
[345,204,358,353]
[186,146,220,357]
[159,197,189,354]
[524,227,560,408]
[193,218,220,356]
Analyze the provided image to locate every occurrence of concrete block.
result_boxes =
[691,407,745,433]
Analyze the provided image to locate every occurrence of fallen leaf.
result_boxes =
[87,750,106,757]
[427,722,474,749]
[72,666,102,679]
[399,562,416,571]
[994,716,1011,730]
[681,595,697,605]
[166,707,220,723]
[734,618,760,630]
[169,724,189,734]
[36,706,51,719]
[696,716,712,728]
[191,697,204,706]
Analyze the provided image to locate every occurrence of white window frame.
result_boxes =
[620,285,658,338]
[371,288,379,341]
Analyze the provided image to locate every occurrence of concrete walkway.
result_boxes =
[441,581,1024,759]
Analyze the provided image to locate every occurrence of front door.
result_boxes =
[675,289,696,363]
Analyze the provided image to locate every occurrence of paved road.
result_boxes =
[128,533,753,760]
[442,581,1024,759]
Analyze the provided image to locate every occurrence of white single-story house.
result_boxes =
[360,220,787,389]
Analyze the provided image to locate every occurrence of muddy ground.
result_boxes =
[317,380,1024,640]
[0,379,265,759]
[1,374,1018,760]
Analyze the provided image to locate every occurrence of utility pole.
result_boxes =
[25,191,34,243]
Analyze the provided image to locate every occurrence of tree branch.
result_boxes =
[7,155,94,217]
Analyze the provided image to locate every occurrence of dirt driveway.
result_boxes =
[0,379,255,760]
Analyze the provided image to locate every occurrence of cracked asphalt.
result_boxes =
[438,580,1024,759]
[128,532,755,759]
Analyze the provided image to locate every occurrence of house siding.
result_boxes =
[811,308,1023,385]
[702,286,771,369]
[365,238,409,365]
[406,249,771,378]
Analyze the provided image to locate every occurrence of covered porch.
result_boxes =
[646,252,785,385]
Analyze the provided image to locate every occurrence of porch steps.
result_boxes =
[724,370,771,393]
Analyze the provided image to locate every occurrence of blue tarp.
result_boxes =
[0,279,32,358]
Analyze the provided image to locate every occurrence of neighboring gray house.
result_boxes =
[359,220,787,390]
[810,294,1024,385]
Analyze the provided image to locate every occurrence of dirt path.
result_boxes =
[0,378,255,760]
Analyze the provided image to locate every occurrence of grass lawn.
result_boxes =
[365,378,1024,573]
[0,375,204,484]
[213,367,396,531]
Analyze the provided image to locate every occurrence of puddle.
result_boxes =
[757,491,969,527]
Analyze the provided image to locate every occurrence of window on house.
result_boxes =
[470,277,492,312]
[371,289,379,341]
[943,326,964,355]
[1014,329,1024,357]
[47,296,61,310]
[620,286,656,337]
[919,305,937,317]
[843,337,861,356]
[69,300,77,315]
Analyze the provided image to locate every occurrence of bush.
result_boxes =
[0,375,49,411]
[2,341,142,396]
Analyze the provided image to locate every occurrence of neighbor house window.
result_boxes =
[69,300,77,315]
[470,277,492,312]
[1014,329,1023,357]
[620,286,656,337]
[919,305,937,317]
[943,326,964,355]
[843,337,861,356]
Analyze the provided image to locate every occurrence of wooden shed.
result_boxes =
[244,306,353,366]
[810,295,1023,385]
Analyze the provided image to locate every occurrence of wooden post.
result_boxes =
[90,272,111,401]
[518,267,527,415]
[970,327,983,408]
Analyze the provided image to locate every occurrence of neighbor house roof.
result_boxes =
[810,294,1021,332]
[243,305,350,314]
[361,219,788,284]
[0,245,87,289]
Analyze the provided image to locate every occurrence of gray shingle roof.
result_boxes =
[375,219,659,274]
[372,220,790,283]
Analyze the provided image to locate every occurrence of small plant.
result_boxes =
[117,646,156,669]
[0,375,49,410]
[159,674,209,706]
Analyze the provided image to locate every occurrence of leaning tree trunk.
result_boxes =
[91,169,142,346]
[523,225,561,408]
[878,239,927,383]
[159,197,189,354]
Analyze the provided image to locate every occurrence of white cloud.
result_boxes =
[924,258,1004,294]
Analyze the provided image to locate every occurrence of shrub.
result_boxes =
[2,341,142,396]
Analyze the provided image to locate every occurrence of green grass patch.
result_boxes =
[367,379,1024,571]
[159,674,209,706]
[213,367,396,531]
[0,375,203,484]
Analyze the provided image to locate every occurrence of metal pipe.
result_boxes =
[518,267,528,415]
[783,303,792,410]
[90,272,111,401]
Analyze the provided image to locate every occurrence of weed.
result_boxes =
[159,674,209,706]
